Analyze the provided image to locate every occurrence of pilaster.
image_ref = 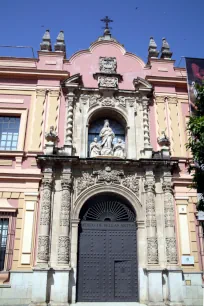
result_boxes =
[36,163,53,267]
[162,169,178,265]
[145,169,159,265]
[58,164,72,265]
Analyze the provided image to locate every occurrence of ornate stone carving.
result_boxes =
[89,94,101,107]
[101,97,115,107]
[147,237,159,264]
[166,237,177,264]
[98,76,118,88]
[77,172,95,195]
[60,178,72,226]
[94,166,124,184]
[38,235,49,262]
[99,57,117,73]
[58,236,69,263]
[40,178,52,226]
[122,175,139,196]
[113,139,125,158]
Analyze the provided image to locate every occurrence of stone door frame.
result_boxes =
[70,184,146,303]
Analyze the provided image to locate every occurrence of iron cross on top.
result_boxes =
[101,16,113,30]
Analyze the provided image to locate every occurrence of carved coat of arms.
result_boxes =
[99,57,117,74]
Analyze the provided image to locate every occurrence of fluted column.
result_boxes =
[37,164,53,265]
[145,169,159,264]
[142,96,153,158]
[162,170,178,264]
[64,91,75,155]
[58,164,72,265]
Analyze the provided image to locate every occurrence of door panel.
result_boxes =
[77,221,138,302]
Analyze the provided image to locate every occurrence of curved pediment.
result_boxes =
[64,40,146,90]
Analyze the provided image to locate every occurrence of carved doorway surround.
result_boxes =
[76,194,138,302]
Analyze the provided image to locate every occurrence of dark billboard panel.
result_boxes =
[186,57,204,105]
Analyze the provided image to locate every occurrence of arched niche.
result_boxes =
[87,108,127,157]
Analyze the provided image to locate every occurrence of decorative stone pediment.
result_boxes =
[63,73,83,88]
[133,77,153,94]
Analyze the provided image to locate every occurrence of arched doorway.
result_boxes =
[77,193,138,302]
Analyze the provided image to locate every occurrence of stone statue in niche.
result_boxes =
[113,138,125,158]
[99,120,115,156]
[89,119,126,158]
[90,137,101,157]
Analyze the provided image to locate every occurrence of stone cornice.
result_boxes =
[146,75,187,85]
[0,67,69,80]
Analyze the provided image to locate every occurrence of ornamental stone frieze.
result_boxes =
[76,166,140,199]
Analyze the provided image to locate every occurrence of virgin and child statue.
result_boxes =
[90,119,125,158]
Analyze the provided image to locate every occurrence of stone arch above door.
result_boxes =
[72,184,143,221]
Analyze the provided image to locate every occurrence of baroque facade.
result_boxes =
[0,26,203,306]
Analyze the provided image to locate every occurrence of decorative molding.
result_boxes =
[65,92,75,146]
[0,98,24,104]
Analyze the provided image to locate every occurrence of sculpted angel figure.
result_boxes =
[113,138,125,158]
[99,119,115,156]
[90,137,101,157]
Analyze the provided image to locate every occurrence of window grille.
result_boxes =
[0,116,20,150]
[0,212,16,271]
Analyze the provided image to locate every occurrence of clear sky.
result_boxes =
[0,0,203,66]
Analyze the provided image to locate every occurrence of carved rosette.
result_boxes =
[37,235,49,262]
[40,178,52,225]
[147,237,159,264]
[98,76,118,88]
[58,236,69,264]
[65,92,75,145]
[162,174,178,264]
[142,97,151,148]
[60,178,72,226]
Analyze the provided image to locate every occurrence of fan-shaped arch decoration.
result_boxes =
[83,201,135,222]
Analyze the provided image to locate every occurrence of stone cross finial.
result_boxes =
[160,37,173,59]
[54,30,66,53]
[40,29,52,51]
[148,37,159,59]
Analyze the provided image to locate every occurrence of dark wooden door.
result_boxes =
[77,221,138,302]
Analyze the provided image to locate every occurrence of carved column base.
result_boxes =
[63,144,73,155]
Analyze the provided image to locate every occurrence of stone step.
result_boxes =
[73,303,147,306]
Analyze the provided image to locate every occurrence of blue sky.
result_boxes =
[0,0,203,66]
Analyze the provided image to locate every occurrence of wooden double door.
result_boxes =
[77,221,138,302]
